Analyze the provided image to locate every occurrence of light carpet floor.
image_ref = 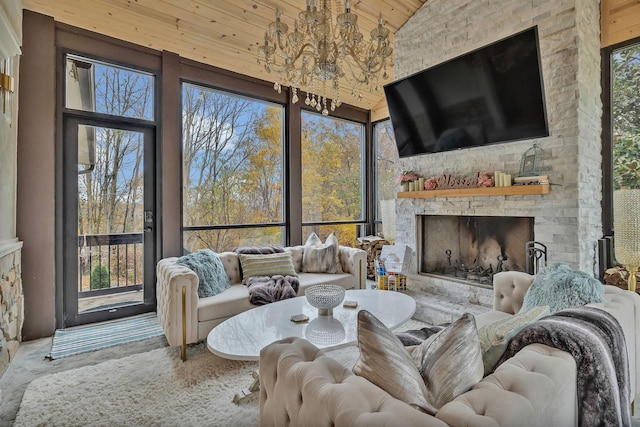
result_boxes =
[15,318,429,427]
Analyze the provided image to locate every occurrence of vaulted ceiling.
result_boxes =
[22,0,428,120]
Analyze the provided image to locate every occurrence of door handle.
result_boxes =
[144,226,153,233]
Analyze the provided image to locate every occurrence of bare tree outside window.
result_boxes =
[181,83,284,253]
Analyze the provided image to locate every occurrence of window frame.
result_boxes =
[180,79,288,251]
[372,118,398,236]
[601,36,640,237]
[177,58,373,251]
[300,109,367,225]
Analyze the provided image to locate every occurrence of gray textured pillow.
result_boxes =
[353,310,431,412]
[409,313,484,413]
[239,252,297,284]
[176,250,231,298]
[302,232,343,274]
[520,263,604,314]
[477,305,550,375]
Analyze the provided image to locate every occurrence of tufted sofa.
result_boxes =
[156,245,366,360]
[259,271,640,427]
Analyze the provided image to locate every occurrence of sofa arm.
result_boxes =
[259,337,447,427]
[156,257,199,348]
[339,246,367,289]
[492,271,535,315]
[437,343,577,427]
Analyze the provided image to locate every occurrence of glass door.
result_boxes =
[63,118,156,326]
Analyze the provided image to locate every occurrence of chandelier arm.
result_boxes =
[340,59,369,85]
[343,44,388,75]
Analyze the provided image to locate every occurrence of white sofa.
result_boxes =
[156,245,366,359]
[259,271,640,427]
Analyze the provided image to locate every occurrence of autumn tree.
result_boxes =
[301,112,363,244]
[612,45,640,189]
[245,106,283,224]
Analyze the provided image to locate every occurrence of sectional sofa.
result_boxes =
[155,245,366,360]
[259,271,640,426]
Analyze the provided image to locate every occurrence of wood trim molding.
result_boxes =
[0,238,22,259]
[0,0,22,59]
[397,184,550,199]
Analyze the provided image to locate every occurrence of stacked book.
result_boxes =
[513,175,549,185]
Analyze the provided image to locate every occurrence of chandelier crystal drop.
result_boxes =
[257,0,393,116]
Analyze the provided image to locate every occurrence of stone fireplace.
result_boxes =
[392,0,602,295]
[419,215,533,285]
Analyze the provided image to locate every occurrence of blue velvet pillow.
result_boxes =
[176,250,231,298]
[520,263,604,314]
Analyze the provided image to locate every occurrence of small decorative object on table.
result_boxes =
[306,284,346,316]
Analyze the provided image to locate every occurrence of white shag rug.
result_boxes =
[15,319,428,427]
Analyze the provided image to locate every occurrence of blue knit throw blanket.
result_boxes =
[497,306,631,427]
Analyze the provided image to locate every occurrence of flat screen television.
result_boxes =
[384,27,548,158]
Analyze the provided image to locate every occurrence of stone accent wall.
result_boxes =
[393,0,602,281]
[0,245,23,377]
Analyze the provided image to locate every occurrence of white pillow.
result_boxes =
[302,232,343,274]
[478,305,550,375]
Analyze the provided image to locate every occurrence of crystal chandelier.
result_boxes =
[258,0,393,116]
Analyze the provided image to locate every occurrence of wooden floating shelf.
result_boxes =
[397,183,550,199]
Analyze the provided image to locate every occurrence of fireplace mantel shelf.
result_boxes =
[397,183,550,199]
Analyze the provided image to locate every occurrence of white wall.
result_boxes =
[0,0,22,251]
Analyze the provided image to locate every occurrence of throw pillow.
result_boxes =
[520,263,604,314]
[302,232,343,274]
[239,252,297,284]
[409,313,484,413]
[233,245,285,255]
[352,310,432,412]
[352,310,483,415]
[176,250,231,298]
[478,305,550,375]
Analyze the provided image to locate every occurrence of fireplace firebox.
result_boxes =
[418,215,534,285]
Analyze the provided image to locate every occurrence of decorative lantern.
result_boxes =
[613,189,640,292]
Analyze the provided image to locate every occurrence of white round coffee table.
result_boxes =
[207,289,416,361]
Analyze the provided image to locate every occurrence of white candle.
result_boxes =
[418,178,425,191]
[408,181,414,192]
[504,174,512,186]
[494,171,501,187]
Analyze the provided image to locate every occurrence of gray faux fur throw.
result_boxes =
[496,306,631,427]
[245,275,299,306]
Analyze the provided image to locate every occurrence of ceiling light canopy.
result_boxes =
[258,0,393,115]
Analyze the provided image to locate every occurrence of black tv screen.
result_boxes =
[384,27,548,157]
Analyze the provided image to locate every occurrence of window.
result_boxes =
[66,54,154,121]
[611,44,640,192]
[181,83,285,253]
[603,40,640,240]
[373,119,398,239]
[301,111,365,243]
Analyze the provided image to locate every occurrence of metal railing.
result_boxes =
[78,232,143,297]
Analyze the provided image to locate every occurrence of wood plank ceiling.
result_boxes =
[22,0,427,120]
